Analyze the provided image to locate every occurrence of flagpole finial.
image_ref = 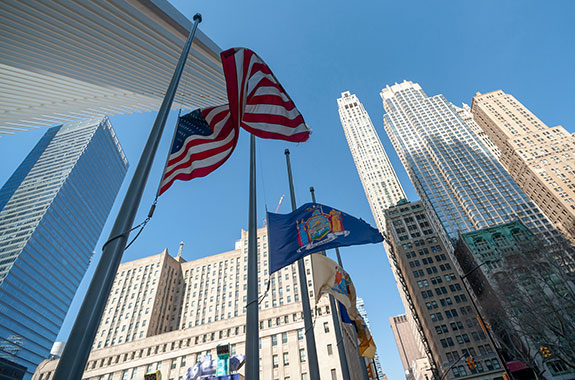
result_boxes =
[193,13,202,23]
[284,149,290,155]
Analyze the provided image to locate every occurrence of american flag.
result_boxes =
[221,47,311,142]
[159,105,237,195]
[159,48,310,195]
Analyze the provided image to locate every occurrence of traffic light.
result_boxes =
[466,356,477,371]
[144,371,161,380]
[366,363,375,379]
[476,315,490,333]
[540,346,552,358]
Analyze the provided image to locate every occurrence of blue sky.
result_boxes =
[1,1,574,379]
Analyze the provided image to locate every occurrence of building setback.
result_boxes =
[0,118,128,378]
[471,90,575,241]
[385,201,503,380]
[34,227,367,380]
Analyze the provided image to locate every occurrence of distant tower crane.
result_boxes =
[263,194,285,226]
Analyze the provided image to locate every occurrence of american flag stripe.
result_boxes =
[165,107,231,167]
[159,48,311,196]
[159,105,238,195]
[220,48,311,142]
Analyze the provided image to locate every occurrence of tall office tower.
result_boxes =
[338,91,425,379]
[471,90,575,241]
[380,81,557,244]
[36,227,366,380]
[337,91,407,231]
[390,314,429,380]
[385,201,503,380]
[356,298,386,380]
[0,118,128,378]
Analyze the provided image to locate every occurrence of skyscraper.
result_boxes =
[337,91,407,231]
[385,201,503,380]
[34,228,368,380]
[0,117,128,378]
[390,314,427,379]
[471,90,575,241]
[380,81,557,243]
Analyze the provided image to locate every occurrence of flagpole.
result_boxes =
[245,133,259,380]
[284,149,321,380]
[52,14,203,380]
[335,243,371,380]
[309,188,370,380]
[309,187,351,380]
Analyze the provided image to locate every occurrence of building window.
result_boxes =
[283,352,289,365]
[299,349,306,362]
[273,354,279,368]
[331,369,337,380]
[324,322,330,333]
[272,335,278,346]
[327,344,333,355]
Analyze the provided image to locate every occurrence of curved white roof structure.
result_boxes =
[0,0,228,135]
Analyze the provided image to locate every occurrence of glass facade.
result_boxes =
[0,117,128,378]
[380,81,557,242]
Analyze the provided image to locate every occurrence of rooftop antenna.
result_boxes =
[177,241,184,260]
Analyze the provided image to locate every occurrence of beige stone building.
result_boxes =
[385,201,504,380]
[389,314,430,380]
[33,227,366,380]
[471,90,575,240]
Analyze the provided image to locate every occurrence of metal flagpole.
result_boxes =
[284,149,321,380]
[53,14,203,380]
[245,134,259,380]
[334,245,370,380]
[309,187,351,380]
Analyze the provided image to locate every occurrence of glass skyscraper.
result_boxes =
[380,81,556,242]
[0,117,128,378]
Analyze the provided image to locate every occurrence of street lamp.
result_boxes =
[460,260,513,380]
[438,354,468,380]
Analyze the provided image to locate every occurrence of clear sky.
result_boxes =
[1,1,574,379]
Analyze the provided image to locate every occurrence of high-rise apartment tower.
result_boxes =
[471,90,575,241]
[380,81,557,243]
[0,118,128,378]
